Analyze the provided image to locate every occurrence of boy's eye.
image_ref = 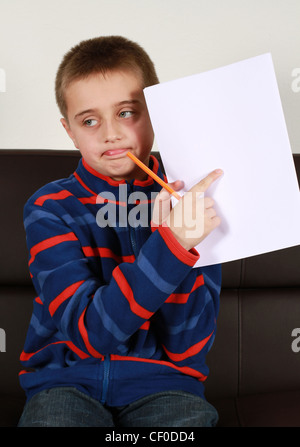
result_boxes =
[84,119,97,127]
[119,111,134,119]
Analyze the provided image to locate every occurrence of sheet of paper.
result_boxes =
[144,53,300,267]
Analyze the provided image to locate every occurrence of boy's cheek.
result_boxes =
[136,120,154,146]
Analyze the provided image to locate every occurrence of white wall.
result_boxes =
[0,0,299,152]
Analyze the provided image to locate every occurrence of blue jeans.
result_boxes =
[18,387,218,427]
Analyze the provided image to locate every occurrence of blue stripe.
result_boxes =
[30,314,54,338]
[161,291,212,335]
[93,290,129,343]
[202,271,221,294]
[24,209,97,230]
[63,213,96,227]
[137,249,176,294]
[24,209,60,229]
[36,259,89,289]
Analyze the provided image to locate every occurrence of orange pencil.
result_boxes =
[127,152,181,200]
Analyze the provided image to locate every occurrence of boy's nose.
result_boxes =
[103,120,121,143]
[105,134,120,143]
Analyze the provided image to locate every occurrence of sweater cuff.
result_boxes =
[150,222,199,267]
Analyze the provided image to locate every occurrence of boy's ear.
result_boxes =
[60,118,79,149]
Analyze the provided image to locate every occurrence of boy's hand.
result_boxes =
[152,180,184,225]
[152,170,223,251]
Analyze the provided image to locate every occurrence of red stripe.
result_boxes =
[79,196,97,204]
[19,370,30,376]
[191,274,205,291]
[112,267,154,320]
[78,308,104,359]
[65,341,90,359]
[110,354,207,381]
[133,177,154,187]
[140,321,150,330]
[49,280,85,316]
[165,293,189,304]
[20,350,35,361]
[96,194,127,207]
[35,296,43,305]
[29,232,78,266]
[34,190,73,206]
[19,355,207,381]
[82,246,135,264]
[73,171,97,196]
[162,331,213,362]
[20,340,89,362]
[165,274,204,304]
[96,195,154,206]
[132,155,159,187]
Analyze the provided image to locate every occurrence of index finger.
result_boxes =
[192,169,223,193]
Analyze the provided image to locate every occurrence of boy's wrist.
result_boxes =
[151,221,200,264]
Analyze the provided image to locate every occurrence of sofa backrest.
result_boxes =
[0,149,299,405]
[0,150,82,405]
[205,153,300,401]
[1,149,299,287]
[0,150,82,286]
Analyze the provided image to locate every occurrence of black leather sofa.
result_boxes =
[0,149,299,427]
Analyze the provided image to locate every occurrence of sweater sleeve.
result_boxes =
[150,263,221,378]
[23,199,200,358]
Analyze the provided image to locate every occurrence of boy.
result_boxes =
[18,36,223,427]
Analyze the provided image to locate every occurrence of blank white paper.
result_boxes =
[144,53,300,267]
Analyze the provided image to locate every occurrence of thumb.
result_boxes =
[152,180,184,225]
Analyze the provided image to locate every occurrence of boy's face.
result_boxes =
[61,69,154,181]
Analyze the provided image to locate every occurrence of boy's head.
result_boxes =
[55,35,159,121]
[55,36,159,181]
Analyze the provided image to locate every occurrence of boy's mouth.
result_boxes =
[102,148,129,157]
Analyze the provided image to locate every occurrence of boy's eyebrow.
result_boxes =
[74,109,97,120]
[117,99,141,106]
[74,100,142,120]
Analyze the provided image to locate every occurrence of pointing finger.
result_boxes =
[192,169,223,194]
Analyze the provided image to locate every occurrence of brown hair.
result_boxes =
[55,35,159,119]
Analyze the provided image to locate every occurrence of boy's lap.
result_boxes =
[18,387,114,427]
[115,390,218,427]
[18,387,218,427]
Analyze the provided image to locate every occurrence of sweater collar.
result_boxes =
[74,154,165,196]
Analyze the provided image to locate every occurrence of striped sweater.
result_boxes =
[20,155,221,406]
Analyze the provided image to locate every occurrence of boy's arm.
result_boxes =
[149,169,223,375]
[150,263,221,379]
[24,199,199,358]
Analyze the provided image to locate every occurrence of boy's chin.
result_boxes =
[108,166,135,182]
